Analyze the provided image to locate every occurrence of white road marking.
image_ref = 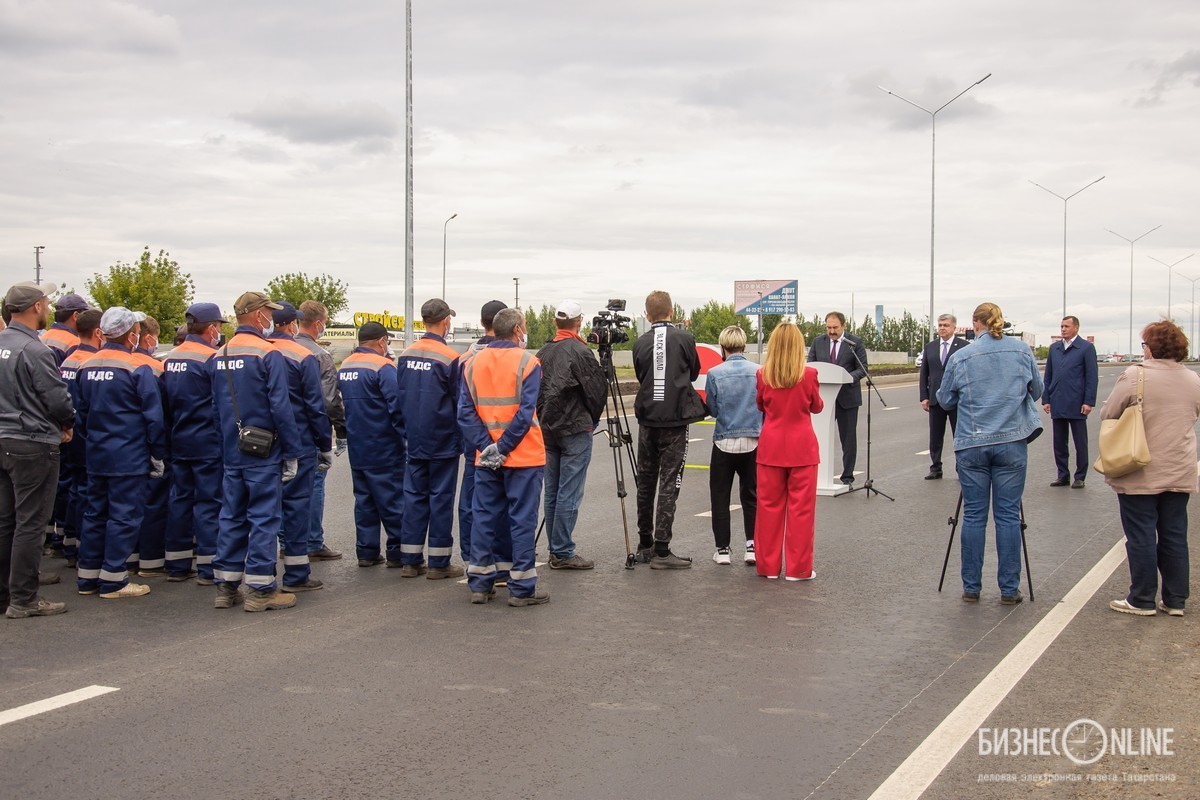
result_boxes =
[688,438,704,443]
[867,537,1128,800]
[697,505,742,518]
[0,685,119,728]
[915,449,931,456]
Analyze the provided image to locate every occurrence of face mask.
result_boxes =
[519,330,528,348]
[208,327,221,348]
[259,311,274,337]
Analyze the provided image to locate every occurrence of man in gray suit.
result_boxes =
[807,311,867,484]
[919,314,969,479]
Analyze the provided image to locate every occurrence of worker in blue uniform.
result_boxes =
[75,307,165,600]
[396,298,465,580]
[130,316,171,578]
[56,309,103,567]
[268,301,333,592]
[459,308,549,607]
[210,292,304,613]
[162,303,225,583]
[338,322,407,568]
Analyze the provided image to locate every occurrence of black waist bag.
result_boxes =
[224,344,276,458]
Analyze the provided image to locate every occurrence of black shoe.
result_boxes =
[962,591,980,602]
[1050,478,1069,487]
[841,476,855,485]
[635,547,655,563]
[282,579,324,592]
[1071,479,1085,488]
[357,557,385,567]
[167,570,198,582]
[308,546,343,561]
[925,471,943,480]
[508,588,550,607]
[1000,591,1024,605]
[650,551,693,570]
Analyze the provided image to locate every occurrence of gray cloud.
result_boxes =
[232,97,399,146]
[0,0,180,57]
[1137,49,1200,107]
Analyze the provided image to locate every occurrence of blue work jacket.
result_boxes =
[338,346,406,469]
[76,343,167,476]
[705,354,763,441]
[162,335,221,462]
[396,332,461,460]
[59,344,98,467]
[937,333,1043,451]
[210,327,304,468]
[269,331,333,456]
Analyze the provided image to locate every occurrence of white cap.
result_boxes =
[99,307,147,338]
[555,299,583,320]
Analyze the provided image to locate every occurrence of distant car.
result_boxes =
[914,352,923,368]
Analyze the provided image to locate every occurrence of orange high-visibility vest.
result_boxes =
[464,347,545,468]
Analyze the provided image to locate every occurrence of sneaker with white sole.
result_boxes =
[712,547,732,565]
[1157,601,1184,617]
[99,583,151,599]
[1109,598,1155,616]
[785,569,816,582]
[744,541,756,564]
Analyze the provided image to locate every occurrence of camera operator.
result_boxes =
[632,290,708,569]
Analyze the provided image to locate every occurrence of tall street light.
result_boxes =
[442,212,457,299]
[1174,271,1200,360]
[1106,225,1162,355]
[1028,176,1105,319]
[403,0,415,347]
[879,72,991,343]
[513,277,520,310]
[1149,253,1194,321]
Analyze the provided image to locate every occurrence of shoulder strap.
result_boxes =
[1136,365,1144,405]
[224,343,244,431]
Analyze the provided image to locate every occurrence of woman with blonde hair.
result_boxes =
[754,322,823,580]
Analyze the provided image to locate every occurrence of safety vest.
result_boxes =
[464,347,545,468]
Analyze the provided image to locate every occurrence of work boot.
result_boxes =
[38,571,61,586]
[282,579,324,592]
[167,570,198,583]
[508,588,550,607]
[137,567,167,578]
[635,546,655,563]
[357,556,385,567]
[549,554,595,570]
[470,589,497,604]
[244,588,297,612]
[213,583,242,609]
[650,551,693,570]
[308,546,343,561]
[398,563,428,578]
[99,583,151,599]
[426,564,465,580]
[5,597,68,618]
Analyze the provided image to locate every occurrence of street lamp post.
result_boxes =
[1028,176,1105,319]
[442,213,457,299]
[1105,225,1162,356]
[1149,253,1194,321]
[34,245,45,284]
[513,277,520,310]
[1173,271,1200,360]
[403,0,415,347]
[878,72,991,343]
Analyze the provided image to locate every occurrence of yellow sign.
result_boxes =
[351,311,425,332]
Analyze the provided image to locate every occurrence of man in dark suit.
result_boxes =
[807,311,867,484]
[918,314,968,479]
[1041,315,1098,488]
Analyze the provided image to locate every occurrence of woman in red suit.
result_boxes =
[755,322,823,581]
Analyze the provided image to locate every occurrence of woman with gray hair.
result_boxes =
[704,325,761,565]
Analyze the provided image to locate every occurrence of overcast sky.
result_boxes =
[2,0,1198,350]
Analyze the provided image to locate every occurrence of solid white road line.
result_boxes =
[696,505,741,518]
[0,685,119,727]
[915,449,931,456]
[867,537,1127,800]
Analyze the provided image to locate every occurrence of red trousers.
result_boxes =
[755,464,817,579]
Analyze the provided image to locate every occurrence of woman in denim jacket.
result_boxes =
[936,302,1043,604]
[705,326,762,565]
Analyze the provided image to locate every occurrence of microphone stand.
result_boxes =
[841,337,895,501]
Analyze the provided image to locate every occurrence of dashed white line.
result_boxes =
[0,685,119,727]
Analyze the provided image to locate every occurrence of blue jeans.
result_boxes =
[956,441,1027,596]
[543,430,594,558]
[308,468,327,553]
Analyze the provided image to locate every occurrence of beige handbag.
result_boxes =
[1093,366,1151,477]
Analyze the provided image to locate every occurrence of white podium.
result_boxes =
[811,362,851,496]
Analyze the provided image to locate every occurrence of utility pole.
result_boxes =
[513,277,520,310]
[402,0,415,347]
[34,245,45,284]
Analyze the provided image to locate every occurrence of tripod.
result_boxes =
[938,491,1035,601]
[595,343,640,569]
[842,341,895,501]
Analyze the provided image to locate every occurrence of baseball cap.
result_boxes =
[99,306,147,338]
[480,300,507,325]
[272,301,299,325]
[185,302,225,325]
[358,321,388,342]
[233,291,283,316]
[555,299,583,320]
[421,298,456,323]
[55,293,93,313]
[3,281,57,313]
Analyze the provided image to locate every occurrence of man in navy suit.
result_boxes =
[1041,315,1098,488]
[919,314,968,479]
[807,311,868,484]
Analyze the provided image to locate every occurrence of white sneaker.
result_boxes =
[712,547,732,565]
[785,569,816,582]
[744,541,756,564]
[99,583,151,599]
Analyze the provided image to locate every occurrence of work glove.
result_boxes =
[282,458,298,483]
[317,451,335,472]
[149,457,165,479]
[334,437,348,457]
[478,443,506,470]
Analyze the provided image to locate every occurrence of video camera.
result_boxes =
[587,299,632,348]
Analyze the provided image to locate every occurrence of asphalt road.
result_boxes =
[2,364,1195,799]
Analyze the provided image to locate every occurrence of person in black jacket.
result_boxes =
[807,311,868,484]
[631,290,708,569]
[536,300,607,570]
[919,314,968,479]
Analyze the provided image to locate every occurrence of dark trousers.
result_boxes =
[708,445,757,549]
[137,467,171,569]
[1052,417,1089,481]
[402,457,460,568]
[77,474,150,595]
[928,403,958,472]
[0,439,59,609]
[835,404,859,480]
[636,425,689,550]
[279,453,317,586]
[1117,492,1190,610]
[459,459,511,575]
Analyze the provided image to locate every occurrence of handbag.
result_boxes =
[223,344,277,457]
[1093,366,1150,477]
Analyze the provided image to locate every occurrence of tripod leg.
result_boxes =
[1019,501,1033,602]
[938,491,964,592]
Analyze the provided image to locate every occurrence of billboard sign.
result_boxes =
[734,280,798,315]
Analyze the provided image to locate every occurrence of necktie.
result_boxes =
[831,340,839,361]
[941,340,949,366]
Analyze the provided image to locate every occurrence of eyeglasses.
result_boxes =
[1141,342,1148,349]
